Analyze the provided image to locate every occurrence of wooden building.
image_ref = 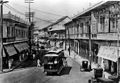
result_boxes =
[64,1,120,78]
[2,12,29,69]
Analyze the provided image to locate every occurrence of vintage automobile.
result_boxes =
[43,48,66,75]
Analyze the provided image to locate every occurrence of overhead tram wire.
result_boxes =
[4,4,54,23]
[9,3,63,17]
[6,3,61,21]
[5,4,25,16]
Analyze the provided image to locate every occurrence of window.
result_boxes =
[110,18,117,32]
[100,16,105,32]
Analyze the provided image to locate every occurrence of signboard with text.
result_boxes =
[91,13,97,34]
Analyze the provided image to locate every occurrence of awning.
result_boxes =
[14,43,29,52]
[14,43,24,52]
[4,45,17,56]
[97,46,119,62]
[22,43,29,50]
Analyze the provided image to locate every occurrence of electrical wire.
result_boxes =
[4,4,54,23]
[10,3,63,17]
[6,3,60,21]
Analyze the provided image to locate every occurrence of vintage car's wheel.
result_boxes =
[57,71,61,76]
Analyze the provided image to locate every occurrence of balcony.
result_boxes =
[3,37,15,43]
[68,33,119,40]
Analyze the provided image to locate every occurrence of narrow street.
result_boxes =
[0,53,93,83]
[44,56,92,83]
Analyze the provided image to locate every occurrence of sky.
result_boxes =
[3,0,104,29]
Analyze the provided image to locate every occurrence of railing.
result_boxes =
[3,37,15,43]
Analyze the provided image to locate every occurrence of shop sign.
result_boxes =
[97,33,119,40]
[104,16,109,32]
[91,13,97,34]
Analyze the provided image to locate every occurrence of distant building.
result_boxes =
[44,16,71,49]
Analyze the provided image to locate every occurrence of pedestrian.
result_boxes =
[8,59,13,70]
[68,47,70,56]
[33,54,35,59]
[37,59,41,67]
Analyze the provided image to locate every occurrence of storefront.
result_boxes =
[4,44,17,69]
[14,42,29,61]
[97,46,118,75]
[79,40,89,59]
[3,48,7,68]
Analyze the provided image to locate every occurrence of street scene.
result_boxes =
[0,51,93,83]
[0,0,120,83]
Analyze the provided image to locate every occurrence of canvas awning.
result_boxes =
[14,43,24,52]
[4,45,17,56]
[14,43,29,52]
[97,46,120,62]
[22,43,29,50]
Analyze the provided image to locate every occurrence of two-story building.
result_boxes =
[3,12,29,69]
[65,1,120,78]
[46,16,71,49]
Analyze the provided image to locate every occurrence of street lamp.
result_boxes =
[0,0,8,72]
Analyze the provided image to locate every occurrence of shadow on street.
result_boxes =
[46,66,72,76]
[60,66,72,75]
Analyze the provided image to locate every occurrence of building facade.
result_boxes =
[65,1,120,78]
[2,12,29,69]
[47,16,71,49]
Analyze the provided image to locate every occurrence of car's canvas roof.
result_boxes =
[44,54,58,57]
[48,48,63,53]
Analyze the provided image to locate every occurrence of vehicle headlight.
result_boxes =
[54,60,57,64]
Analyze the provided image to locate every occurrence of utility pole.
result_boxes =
[25,0,34,57]
[0,0,8,72]
[88,20,92,70]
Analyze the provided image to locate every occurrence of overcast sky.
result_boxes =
[3,0,104,29]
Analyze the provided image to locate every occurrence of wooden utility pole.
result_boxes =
[88,23,92,70]
[0,0,8,72]
[25,0,34,56]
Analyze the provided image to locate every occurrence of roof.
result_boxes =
[48,25,65,31]
[44,54,58,57]
[48,48,63,53]
[55,16,68,24]
[72,0,119,19]
[42,16,69,30]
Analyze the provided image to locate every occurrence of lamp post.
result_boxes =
[0,0,8,72]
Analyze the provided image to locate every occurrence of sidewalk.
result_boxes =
[64,50,98,69]
[64,50,112,79]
